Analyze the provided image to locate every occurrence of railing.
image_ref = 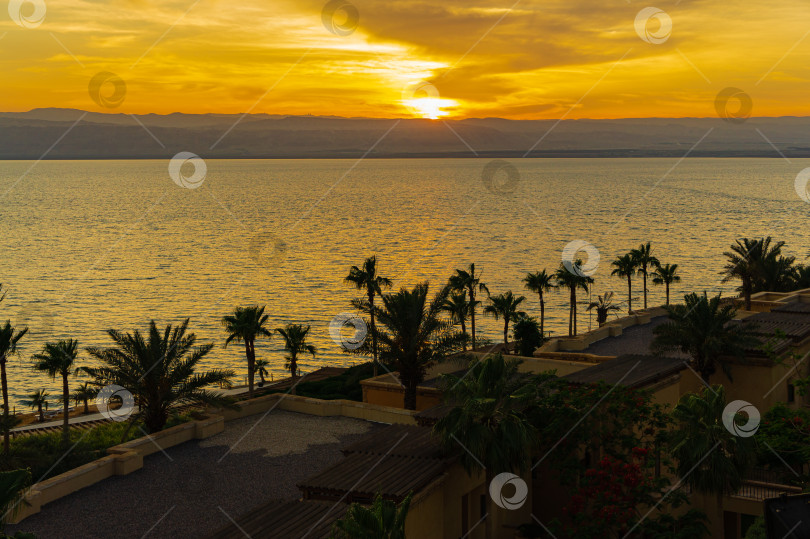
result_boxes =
[734,467,803,500]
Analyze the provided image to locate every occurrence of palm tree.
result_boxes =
[32,339,80,446]
[222,305,272,398]
[670,385,756,523]
[0,468,31,534]
[72,381,98,414]
[721,237,785,310]
[86,319,235,433]
[255,358,270,387]
[611,253,637,313]
[484,291,527,352]
[758,254,797,292]
[368,283,461,410]
[276,324,317,394]
[0,321,27,455]
[652,263,681,305]
[434,355,536,539]
[554,262,593,337]
[441,291,472,351]
[586,291,620,326]
[652,292,759,383]
[21,389,49,423]
[630,242,659,310]
[346,255,393,377]
[332,492,412,539]
[449,264,489,351]
[523,270,555,336]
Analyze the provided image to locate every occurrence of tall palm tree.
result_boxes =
[484,291,527,352]
[22,389,48,423]
[611,253,637,313]
[255,358,270,387]
[72,381,98,414]
[0,321,27,455]
[670,385,756,522]
[369,283,461,410]
[652,263,681,305]
[87,319,234,432]
[222,305,272,398]
[346,255,393,377]
[523,270,555,336]
[441,291,472,351]
[721,237,784,310]
[449,264,489,351]
[332,492,412,539]
[554,262,593,337]
[652,292,759,383]
[276,324,317,394]
[434,355,536,539]
[630,242,659,310]
[586,291,620,326]
[32,339,80,446]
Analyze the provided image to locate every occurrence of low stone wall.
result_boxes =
[12,397,415,523]
[541,307,667,353]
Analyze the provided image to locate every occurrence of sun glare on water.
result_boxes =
[403,97,457,119]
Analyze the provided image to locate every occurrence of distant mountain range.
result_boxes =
[2,108,810,158]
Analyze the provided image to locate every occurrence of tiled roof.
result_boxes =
[562,354,687,388]
[772,301,810,314]
[741,311,810,342]
[341,424,446,460]
[207,500,347,539]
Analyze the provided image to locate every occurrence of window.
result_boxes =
[788,383,796,403]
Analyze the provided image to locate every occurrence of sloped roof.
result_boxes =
[562,354,687,388]
[207,500,347,539]
[341,424,446,460]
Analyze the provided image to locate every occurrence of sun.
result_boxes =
[403,97,458,119]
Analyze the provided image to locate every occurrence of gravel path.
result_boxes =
[9,411,381,539]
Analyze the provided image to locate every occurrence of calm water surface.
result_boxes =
[0,158,808,406]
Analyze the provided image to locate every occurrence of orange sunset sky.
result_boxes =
[1,0,810,119]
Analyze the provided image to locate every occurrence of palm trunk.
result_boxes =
[62,373,70,447]
[743,278,752,311]
[469,287,477,351]
[460,319,467,351]
[665,283,670,305]
[369,293,378,377]
[83,398,89,414]
[503,320,509,353]
[568,288,575,337]
[642,267,648,309]
[403,378,418,410]
[627,276,633,313]
[245,339,255,398]
[38,405,44,422]
[289,353,298,395]
[539,292,545,337]
[1,357,9,456]
[573,289,579,336]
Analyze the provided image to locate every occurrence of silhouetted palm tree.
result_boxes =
[0,321,27,455]
[611,253,636,313]
[21,389,48,423]
[652,263,681,305]
[484,291,527,352]
[758,254,797,292]
[441,291,472,351]
[0,468,31,533]
[32,339,80,446]
[332,492,412,539]
[554,262,593,336]
[87,319,234,432]
[222,305,272,398]
[652,292,758,383]
[449,264,489,351]
[369,283,461,410]
[630,242,659,310]
[523,270,555,337]
[72,381,98,414]
[276,324,317,394]
[346,255,393,378]
[255,358,270,387]
[721,237,784,310]
[586,291,620,326]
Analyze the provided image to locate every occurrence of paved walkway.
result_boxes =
[8,410,379,539]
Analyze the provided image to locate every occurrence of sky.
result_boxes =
[1,0,810,119]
